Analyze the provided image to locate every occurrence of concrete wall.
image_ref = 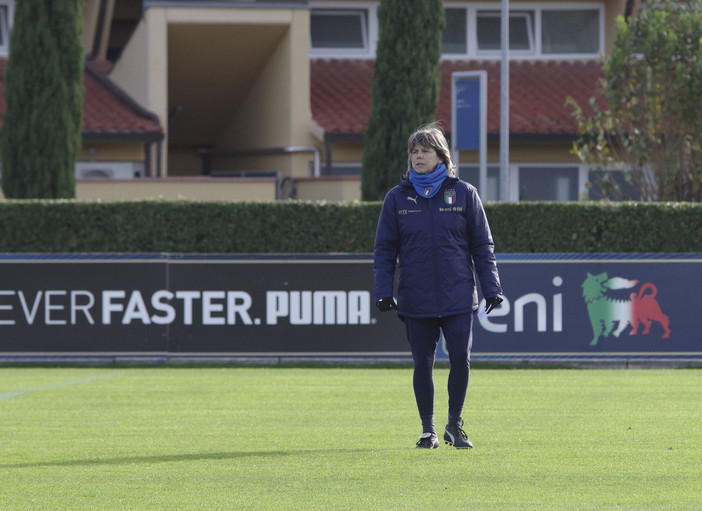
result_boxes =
[0,177,362,202]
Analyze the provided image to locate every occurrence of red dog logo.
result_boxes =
[630,283,671,339]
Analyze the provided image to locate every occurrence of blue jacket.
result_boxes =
[374,176,502,318]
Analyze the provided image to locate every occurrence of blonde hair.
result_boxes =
[406,123,457,177]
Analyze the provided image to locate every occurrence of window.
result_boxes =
[587,170,642,201]
[459,165,500,201]
[320,162,362,176]
[311,2,602,59]
[477,11,533,52]
[0,1,13,57]
[439,3,603,59]
[542,9,600,54]
[310,3,378,57]
[443,8,467,54]
[458,164,595,202]
[519,166,579,201]
[311,10,368,50]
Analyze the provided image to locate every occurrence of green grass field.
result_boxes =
[0,366,700,510]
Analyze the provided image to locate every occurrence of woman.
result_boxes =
[373,123,503,449]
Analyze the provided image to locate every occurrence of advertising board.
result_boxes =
[0,254,699,359]
[440,253,701,359]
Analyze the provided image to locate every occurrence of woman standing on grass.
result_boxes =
[373,123,503,449]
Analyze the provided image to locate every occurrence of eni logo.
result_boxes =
[581,272,671,346]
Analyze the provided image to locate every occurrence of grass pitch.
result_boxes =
[0,366,700,510]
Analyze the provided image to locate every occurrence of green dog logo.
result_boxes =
[581,272,671,346]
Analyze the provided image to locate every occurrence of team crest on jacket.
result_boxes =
[444,189,456,205]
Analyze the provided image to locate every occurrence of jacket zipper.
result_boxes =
[428,191,443,318]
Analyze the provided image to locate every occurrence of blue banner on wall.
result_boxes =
[437,253,702,358]
[454,78,481,151]
[0,253,700,358]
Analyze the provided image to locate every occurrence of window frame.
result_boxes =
[310,2,603,60]
[0,0,14,57]
[474,10,535,55]
[442,2,605,60]
[586,167,642,201]
[458,162,590,202]
[319,161,362,176]
[442,6,468,55]
[540,7,603,55]
[309,1,378,58]
[513,163,589,202]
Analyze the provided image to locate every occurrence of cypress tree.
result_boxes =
[1,0,84,199]
[361,0,444,201]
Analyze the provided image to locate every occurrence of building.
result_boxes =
[0,0,640,201]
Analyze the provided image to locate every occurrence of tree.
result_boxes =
[568,0,702,201]
[361,0,444,201]
[1,0,84,199]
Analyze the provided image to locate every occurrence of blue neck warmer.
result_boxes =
[409,163,448,198]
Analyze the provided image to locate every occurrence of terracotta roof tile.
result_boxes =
[311,58,605,137]
[82,61,162,137]
[0,58,163,138]
[0,56,602,143]
[310,58,375,134]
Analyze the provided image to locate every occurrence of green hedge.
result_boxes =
[0,200,700,253]
[486,201,702,253]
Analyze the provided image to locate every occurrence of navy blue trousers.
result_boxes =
[404,313,474,422]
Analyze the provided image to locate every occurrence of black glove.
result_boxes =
[484,295,504,315]
[375,297,397,312]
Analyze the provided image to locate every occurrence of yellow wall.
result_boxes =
[108,5,314,179]
[78,142,147,162]
[215,9,314,178]
[73,178,278,202]
[292,177,362,202]
[109,8,168,169]
[0,179,360,202]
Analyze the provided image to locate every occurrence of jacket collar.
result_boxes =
[399,176,458,190]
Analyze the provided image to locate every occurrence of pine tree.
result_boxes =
[1,0,84,199]
[361,0,444,201]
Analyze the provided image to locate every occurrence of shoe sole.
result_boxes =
[444,441,472,449]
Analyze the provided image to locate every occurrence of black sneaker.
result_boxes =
[444,419,473,449]
[416,432,439,449]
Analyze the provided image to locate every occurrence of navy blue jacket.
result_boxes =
[374,176,502,318]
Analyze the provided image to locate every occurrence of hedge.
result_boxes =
[0,200,700,253]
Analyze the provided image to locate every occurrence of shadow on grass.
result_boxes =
[0,447,396,469]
